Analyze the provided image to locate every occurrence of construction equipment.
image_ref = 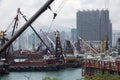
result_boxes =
[0,0,55,74]
[78,36,99,55]
[64,40,76,62]
[55,31,64,61]
[18,8,53,55]
[0,0,55,54]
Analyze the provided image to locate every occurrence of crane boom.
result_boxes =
[19,9,53,55]
[0,0,55,53]
[40,29,55,49]
[78,36,99,55]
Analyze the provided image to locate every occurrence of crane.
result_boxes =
[0,0,55,54]
[78,36,99,55]
[40,29,55,50]
[18,8,54,55]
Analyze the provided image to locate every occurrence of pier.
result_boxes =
[82,59,120,76]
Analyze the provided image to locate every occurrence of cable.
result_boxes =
[55,0,67,14]
[55,0,64,12]
[4,19,14,32]
[47,0,68,33]
[47,19,54,33]
[51,0,58,7]
[17,14,21,29]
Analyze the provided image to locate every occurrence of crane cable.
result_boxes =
[5,8,20,34]
[55,0,67,14]
[4,19,14,32]
[47,0,67,33]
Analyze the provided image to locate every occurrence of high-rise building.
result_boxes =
[71,28,77,42]
[77,9,112,45]
[28,33,35,50]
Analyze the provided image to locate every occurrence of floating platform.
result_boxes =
[9,59,83,72]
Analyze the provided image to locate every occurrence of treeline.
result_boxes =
[42,77,58,80]
[43,73,120,80]
[79,73,120,80]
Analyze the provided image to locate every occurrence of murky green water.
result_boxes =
[0,68,82,80]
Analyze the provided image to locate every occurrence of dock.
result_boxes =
[82,59,120,76]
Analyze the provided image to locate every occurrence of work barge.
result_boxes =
[9,58,82,72]
[0,0,83,74]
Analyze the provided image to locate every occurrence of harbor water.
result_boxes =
[0,68,82,80]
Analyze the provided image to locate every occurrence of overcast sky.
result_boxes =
[0,0,120,32]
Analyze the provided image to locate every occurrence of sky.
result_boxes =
[0,0,120,32]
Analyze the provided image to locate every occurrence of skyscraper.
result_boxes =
[71,28,77,42]
[77,9,112,45]
[28,33,35,50]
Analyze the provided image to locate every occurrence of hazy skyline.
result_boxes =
[0,0,120,31]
